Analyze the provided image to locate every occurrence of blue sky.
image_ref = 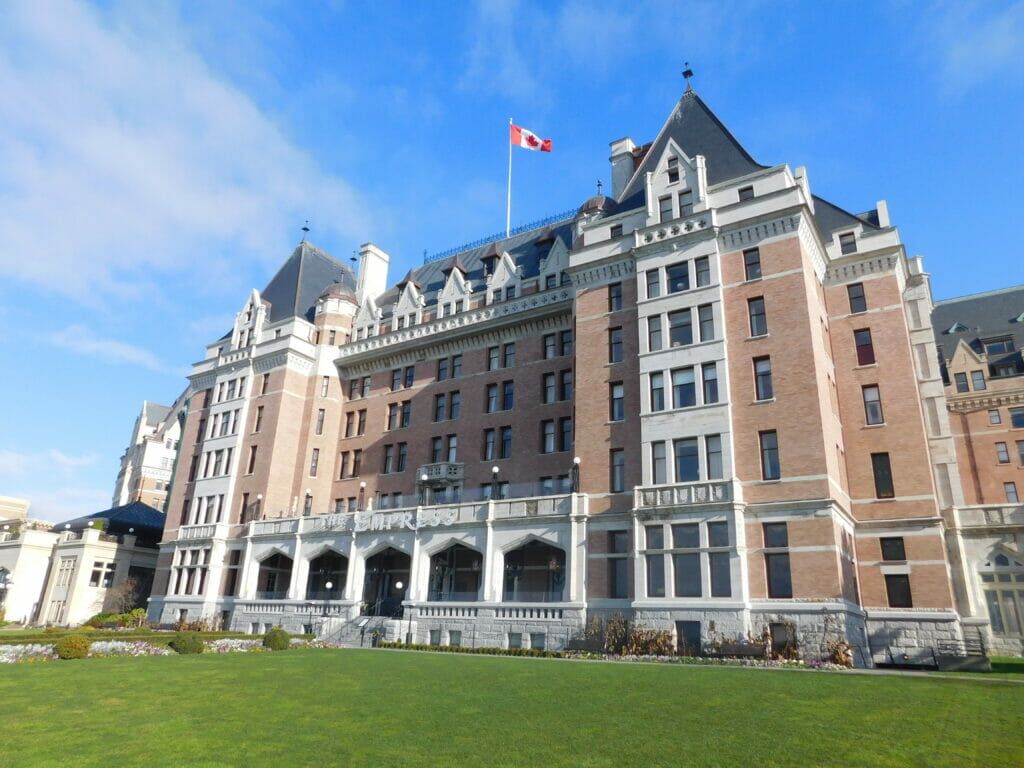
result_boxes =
[1,0,1022,521]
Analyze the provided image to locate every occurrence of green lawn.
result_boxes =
[1,650,1021,767]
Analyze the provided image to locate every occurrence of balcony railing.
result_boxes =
[634,480,735,510]
[957,504,1024,528]
[254,590,289,600]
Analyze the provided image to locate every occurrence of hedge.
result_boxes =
[378,641,565,658]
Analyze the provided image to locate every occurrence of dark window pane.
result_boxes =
[673,553,701,597]
[646,554,665,597]
[672,523,699,548]
[885,574,913,608]
[880,537,906,561]
[765,552,792,598]
[709,552,731,597]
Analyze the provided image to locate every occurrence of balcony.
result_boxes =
[419,461,464,481]
[178,523,232,541]
[250,518,301,536]
[634,480,736,511]
[956,504,1024,529]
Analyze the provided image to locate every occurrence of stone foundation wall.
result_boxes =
[865,611,966,664]
[408,606,586,650]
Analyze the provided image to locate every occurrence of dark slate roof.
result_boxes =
[261,241,358,323]
[617,90,767,210]
[931,285,1024,364]
[811,195,881,239]
[375,221,574,313]
[142,402,171,427]
[62,502,165,535]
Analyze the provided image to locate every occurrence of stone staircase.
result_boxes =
[319,615,405,647]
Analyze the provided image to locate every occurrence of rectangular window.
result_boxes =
[246,445,257,474]
[871,452,895,498]
[446,435,458,463]
[694,256,710,287]
[759,431,780,480]
[449,392,460,420]
[667,262,689,293]
[486,384,498,413]
[854,329,875,365]
[646,269,661,299]
[434,394,446,422]
[971,370,987,390]
[352,450,361,476]
[357,410,366,435]
[610,449,625,492]
[996,442,1010,463]
[339,452,350,479]
[880,537,906,561]
[672,523,699,548]
[672,367,696,408]
[754,357,773,400]
[488,346,500,371]
[437,358,449,381]
[387,403,398,430]
[560,417,573,452]
[431,437,444,464]
[483,429,496,461]
[678,189,693,216]
[990,409,1002,424]
[397,443,408,472]
[561,330,573,356]
[1012,408,1024,428]
[560,370,573,400]
[361,377,371,398]
[309,448,319,477]
[609,382,624,421]
[261,374,270,395]
[702,362,719,404]
[254,406,264,433]
[1017,440,1024,465]
[541,420,555,453]
[648,316,663,352]
[608,283,623,311]
[863,385,884,425]
[885,574,913,608]
[390,369,401,391]
[748,297,767,336]
[705,434,723,479]
[839,232,857,255]
[508,632,522,649]
[315,409,325,435]
[320,376,329,397]
[609,224,623,239]
[651,441,667,484]
[502,380,514,410]
[451,355,462,378]
[668,309,692,347]
[674,553,701,597]
[503,343,516,368]
[543,334,557,359]
[709,552,731,597]
[659,195,673,223]
[650,372,665,412]
[500,426,513,459]
[847,283,866,313]
[1006,482,1020,504]
[609,327,623,363]
[698,304,714,341]
[382,445,394,474]
[743,248,761,280]
[738,185,754,201]
[543,373,556,404]
[954,372,969,392]
[673,438,699,482]
[646,556,665,598]
[666,156,679,183]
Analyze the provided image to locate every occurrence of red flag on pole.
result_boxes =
[510,123,552,152]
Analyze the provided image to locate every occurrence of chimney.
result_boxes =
[609,137,637,199]
[357,243,390,302]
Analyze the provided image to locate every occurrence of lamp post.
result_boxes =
[491,465,500,500]
[358,481,367,511]
[323,581,333,615]
[571,456,581,493]
[419,473,429,506]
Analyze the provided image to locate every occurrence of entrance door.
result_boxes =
[362,547,410,617]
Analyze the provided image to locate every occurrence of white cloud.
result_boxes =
[924,0,1024,94]
[48,450,98,469]
[0,450,30,476]
[21,486,114,524]
[47,323,181,375]
[0,0,372,303]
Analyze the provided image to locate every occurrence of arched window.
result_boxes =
[503,541,565,603]
[979,550,1024,637]
[306,552,347,600]
[429,544,482,602]
[256,553,292,599]
[362,548,410,617]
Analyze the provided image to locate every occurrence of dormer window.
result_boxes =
[678,190,693,216]
[666,157,679,184]
[545,274,557,289]
[985,338,1015,355]
[483,257,496,276]
[659,196,673,223]
[245,305,253,322]
[738,186,754,202]
[396,316,405,330]
[839,232,857,255]
[610,224,623,239]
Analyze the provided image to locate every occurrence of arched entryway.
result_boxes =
[428,544,482,602]
[362,547,410,617]
[306,551,348,600]
[503,540,565,602]
[256,553,292,599]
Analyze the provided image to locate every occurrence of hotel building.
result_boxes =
[145,85,997,664]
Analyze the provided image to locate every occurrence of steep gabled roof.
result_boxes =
[811,195,881,239]
[931,285,1024,362]
[618,90,767,210]
[142,401,171,427]
[62,501,165,536]
[260,241,357,323]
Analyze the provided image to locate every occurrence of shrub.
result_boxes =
[623,628,675,656]
[169,632,206,655]
[43,626,64,634]
[263,627,291,651]
[54,634,92,660]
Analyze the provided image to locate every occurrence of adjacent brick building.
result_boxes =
[144,85,1019,663]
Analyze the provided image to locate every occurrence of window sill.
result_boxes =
[863,423,886,429]
[747,333,769,341]
[752,398,775,405]
[853,363,878,370]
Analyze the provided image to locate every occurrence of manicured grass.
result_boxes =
[1,650,1021,767]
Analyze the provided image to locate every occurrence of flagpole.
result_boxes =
[506,117,513,238]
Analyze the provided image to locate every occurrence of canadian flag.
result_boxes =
[510,123,552,152]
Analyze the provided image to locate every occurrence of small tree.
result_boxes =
[263,627,291,651]
[102,577,143,615]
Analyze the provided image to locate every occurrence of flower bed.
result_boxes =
[0,643,58,663]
